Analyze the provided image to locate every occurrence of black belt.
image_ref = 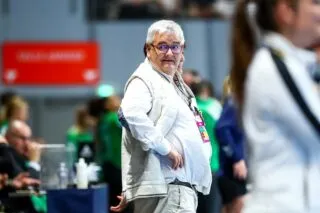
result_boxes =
[169,179,195,190]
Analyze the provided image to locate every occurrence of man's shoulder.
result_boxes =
[0,143,13,152]
[131,64,159,81]
[125,62,164,93]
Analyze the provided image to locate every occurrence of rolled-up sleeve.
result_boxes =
[118,78,171,156]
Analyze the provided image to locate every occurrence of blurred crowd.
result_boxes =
[88,0,236,20]
[0,92,45,212]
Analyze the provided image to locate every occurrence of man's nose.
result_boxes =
[166,48,174,56]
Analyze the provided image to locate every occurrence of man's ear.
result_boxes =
[146,46,151,58]
[144,44,151,58]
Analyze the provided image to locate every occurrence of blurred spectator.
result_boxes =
[0,121,42,213]
[0,91,17,106]
[118,0,165,19]
[117,0,182,19]
[0,96,29,135]
[215,77,247,213]
[213,0,236,19]
[98,95,122,171]
[158,0,183,17]
[187,0,221,18]
[182,68,201,88]
[66,105,94,165]
[0,91,18,133]
[192,80,222,213]
[86,0,236,20]
[2,121,41,179]
[96,95,127,211]
[87,97,107,164]
[87,95,132,212]
[87,97,106,120]
[87,0,236,20]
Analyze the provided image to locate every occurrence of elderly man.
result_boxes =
[112,20,212,213]
[0,127,40,213]
[0,134,39,190]
[0,120,41,180]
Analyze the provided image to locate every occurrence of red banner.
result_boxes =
[2,42,100,86]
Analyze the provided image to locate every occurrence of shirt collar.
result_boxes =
[263,32,318,74]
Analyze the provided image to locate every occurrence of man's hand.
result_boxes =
[233,160,247,180]
[11,172,40,189]
[110,193,128,212]
[167,148,184,170]
[0,174,8,189]
[26,142,41,162]
[0,135,7,144]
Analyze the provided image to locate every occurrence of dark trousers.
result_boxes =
[102,162,133,213]
[1,196,37,213]
[197,172,222,213]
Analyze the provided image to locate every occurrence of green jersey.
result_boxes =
[97,112,122,169]
[66,126,94,165]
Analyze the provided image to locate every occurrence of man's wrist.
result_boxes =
[155,138,171,156]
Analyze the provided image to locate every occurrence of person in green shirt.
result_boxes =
[191,80,222,213]
[88,90,132,212]
[98,106,122,170]
[66,105,94,166]
[95,95,126,210]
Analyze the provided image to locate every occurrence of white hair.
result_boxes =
[146,20,185,44]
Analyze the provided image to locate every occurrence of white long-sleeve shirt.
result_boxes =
[243,33,320,213]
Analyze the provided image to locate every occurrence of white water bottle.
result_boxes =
[76,158,88,189]
[58,162,69,189]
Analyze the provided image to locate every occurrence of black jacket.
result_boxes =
[0,143,39,180]
[0,144,39,212]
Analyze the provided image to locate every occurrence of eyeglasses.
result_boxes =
[151,43,183,54]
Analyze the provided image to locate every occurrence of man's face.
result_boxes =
[147,32,183,75]
[7,125,31,156]
[292,0,320,48]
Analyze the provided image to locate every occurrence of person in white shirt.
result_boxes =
[229,0,320,212]
[110,20,212,213]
